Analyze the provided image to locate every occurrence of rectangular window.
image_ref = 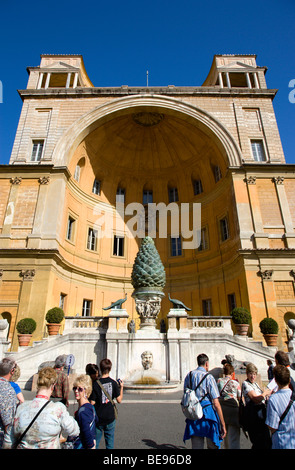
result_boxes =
[113,235,124,257]
[116,187,125,203]
[220,217,229,241]
[198,227,209,251]
[228,293,237,314]
[59,293,67,310]
[92,179,101,195]
[66,216,75,241]
[168,187,179,202]
[251,140,266,162]
[202,299,212,316]
[82,299,92,316]
[193,179,203,195]
[171,237,182,257]
[31,140,44,162]
[87,227,98,251]
[143,190,153,205]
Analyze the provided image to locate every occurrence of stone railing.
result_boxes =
[188,316,233,335]
[63,314,233,335]
[63,316,108,333]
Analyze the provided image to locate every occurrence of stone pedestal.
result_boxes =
[132,288,165,329]
[167,308,188,330]
[0,320,10,360]
[107,309,129,332]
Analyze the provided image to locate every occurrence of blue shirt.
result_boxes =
[266,388,295,449]
[183,367,220,401]
[183,367,222,447]
[9,382,21,395]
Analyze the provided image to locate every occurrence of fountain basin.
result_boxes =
[123,381,181,394]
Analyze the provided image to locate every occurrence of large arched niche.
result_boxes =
[53,95,242,173]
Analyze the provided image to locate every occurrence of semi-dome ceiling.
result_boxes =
[82,109,226,178]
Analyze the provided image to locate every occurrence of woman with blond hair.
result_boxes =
[9,365,24,404]
[3,367,79,449]
[72,374,98,449]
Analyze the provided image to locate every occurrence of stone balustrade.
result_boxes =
[63,313,233,335]
[188,316,233,335]
[64,316,108,332]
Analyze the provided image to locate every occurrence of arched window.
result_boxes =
[74,157,85,183]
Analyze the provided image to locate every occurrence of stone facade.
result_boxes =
[0,53,294,352]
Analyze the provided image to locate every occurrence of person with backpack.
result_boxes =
[183,353,226,449]
[89,358,123,449]
[266,365,295,449]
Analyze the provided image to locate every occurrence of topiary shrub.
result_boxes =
[16,318,37,335]
[231,307,251,325]
[45,307,65,324]
[259,317,279,335]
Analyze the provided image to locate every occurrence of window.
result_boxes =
[143,190,153,205]
[168,187,179,202]
[228,293,237,314]
[59,293,67,310]
[82,299,92,317]
[198,227,209,251]
[87,227,98,251]
[116,187,125,203]
[202,299,212,316]
[251,140,266,162]
[220,217,229,241]
[74,165,81,182]
[66,216,75,241]
[213,165,222,182]
[92,179,101,195]
[171,237,182,257]
[193,179,203,196]
[113,235,124,257]
[31,140,44,162]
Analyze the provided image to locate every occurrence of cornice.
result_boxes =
[17,87,278,101]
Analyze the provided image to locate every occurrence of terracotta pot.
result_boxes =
[17,334,32,347]
[263,334,278,347]
[46,323,60,335]
[235,324,249,336]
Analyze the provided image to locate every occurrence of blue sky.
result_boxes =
[0,0,294,164]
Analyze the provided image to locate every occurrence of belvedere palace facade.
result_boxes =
[0,53,294,352]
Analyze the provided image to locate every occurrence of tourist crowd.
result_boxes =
[0,350,295,449]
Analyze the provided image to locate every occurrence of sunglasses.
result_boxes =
[73,386,85,393]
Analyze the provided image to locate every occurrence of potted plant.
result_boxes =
[231,307,251,336]
[45,307,64,335]
[259,317,279,346]
[16,318,36,347]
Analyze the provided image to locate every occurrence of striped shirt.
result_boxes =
[265,388,295,449]
[183,367,220,401]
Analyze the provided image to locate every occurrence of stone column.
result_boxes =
[27,176,51,249]
[245,176,269,248]
[272,177,295,248]
[11,269,36,350]
[0,177,22,248]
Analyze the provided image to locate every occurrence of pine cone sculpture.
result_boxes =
[131,237,166,289]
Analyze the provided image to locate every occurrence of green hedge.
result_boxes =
[16,318,37,334]
[45,307,65,324]
[230,307,251,325]
[259,317,279,334]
